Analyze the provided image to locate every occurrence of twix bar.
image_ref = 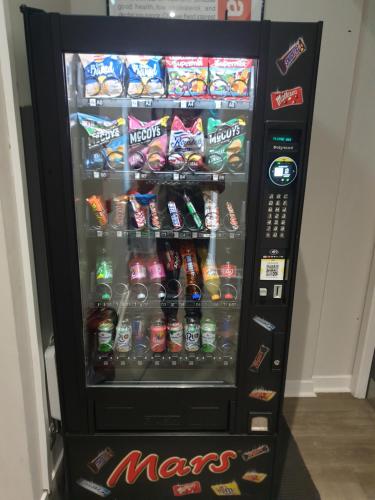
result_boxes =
[241,444,270,461]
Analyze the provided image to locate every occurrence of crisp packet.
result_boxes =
[249,388,276,402]
[128,115,169,171]
[242,471,268,483]
[103,135,126,170]
[79,54,125,98]
[207,116,247,173]
[77,113,125,150]
[165,56,208,98]
[126,55,165,97]
[168,116,204,172]
[211,480,241,496]
[209,58,252,97]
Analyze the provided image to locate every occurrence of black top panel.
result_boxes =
[59,14,262,57]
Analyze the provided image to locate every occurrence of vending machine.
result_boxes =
[22,7,321,499]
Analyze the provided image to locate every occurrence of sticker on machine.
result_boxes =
[271,86,304,111]
[276,37,307,75]
[260,258,285,281]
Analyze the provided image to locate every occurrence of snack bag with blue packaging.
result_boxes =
[126,55,165,98]
[79,54,125,98]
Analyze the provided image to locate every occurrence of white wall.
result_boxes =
[266,0,375,395]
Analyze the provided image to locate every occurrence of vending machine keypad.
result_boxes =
[265,193,289,239]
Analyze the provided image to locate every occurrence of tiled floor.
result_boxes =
[284,394,375,500]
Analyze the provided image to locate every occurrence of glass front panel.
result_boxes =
[65,53,257,385]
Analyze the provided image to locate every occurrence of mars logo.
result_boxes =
[106,450,238,487]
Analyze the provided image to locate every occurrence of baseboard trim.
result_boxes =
[312,374,352,393]
[285,375,353,397]
[285,379,316,397]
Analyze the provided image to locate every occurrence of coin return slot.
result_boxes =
[250,416,269,432]
[273,284,283,299]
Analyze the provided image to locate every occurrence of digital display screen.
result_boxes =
[272,135,293,143]
[269,156,298,186]
[274,167,284,177]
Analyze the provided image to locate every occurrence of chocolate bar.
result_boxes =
[249,344,270,372]
[252,315,276,332]
[276,37,307,75]
[76,478,111,497]
[211,480,241,496]
[242,444,270,461]
[87,447,114,474]
[242,471,267,483]
[173,480,202,496]
[249,388,277,402]
[271,86,304,110]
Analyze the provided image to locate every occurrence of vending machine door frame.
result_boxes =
[22,7,322,440]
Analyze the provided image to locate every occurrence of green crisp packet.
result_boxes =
[207,116,247,173]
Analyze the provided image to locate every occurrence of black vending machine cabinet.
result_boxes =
[22,7,321,499]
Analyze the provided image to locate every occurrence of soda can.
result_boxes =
[184,316,200,352]
[132,316,148,354]
[167,319,183,353]
[115,319,132,353]
[201,318,217,353]
[150,317,167,353]
[97,319,114,353]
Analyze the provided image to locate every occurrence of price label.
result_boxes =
[212,174,219,181]
[117,231,122,238]
[135,172,140,180]
[192,232,198,238]
[131,99,138,107]
[228,100,236,109]
[173,173,179,181]
[93,172,100,179]
[181,100,195,109]
[215,100,222,109]
[97,230,103,237]
[143,99,153,107]
[174,232,179,239]
[155,232,160,238]
[89,98,96,107]
[230,233,235,239]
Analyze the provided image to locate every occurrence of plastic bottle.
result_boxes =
[219,247,238,301]
[128,252,148,301]
[180,243,201,301]
[201,317,217,353]
[184,314,201,352]
[96,249,113,301]
[199,246,221,301]
[147,255,166,283]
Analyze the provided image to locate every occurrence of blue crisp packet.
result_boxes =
[79,54,125,98]
[126,55,165,98]
[77,113,125,150]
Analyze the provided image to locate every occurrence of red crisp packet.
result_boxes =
[271,86,304,110]
[166,57,208,98]
[209,58,252,97]
[173,481,202,496]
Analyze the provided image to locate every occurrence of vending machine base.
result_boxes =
[65,433,275,499]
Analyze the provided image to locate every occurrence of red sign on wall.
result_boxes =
[217,0,252,20]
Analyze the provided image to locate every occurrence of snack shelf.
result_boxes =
[93,299,241,311]
[94,351,236,369]
[87,227,245,241]
[77,96,254,111]
[81,169,248,184]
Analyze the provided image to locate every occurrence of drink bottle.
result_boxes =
[147,255,166,283]
[201,317,217,353]
[96,249,113,301]
[128,252,148,300]
[162,241,182,298]
[150,314,167,352]
[132,315,148,355]
[184,314,201,352]
[97,319,115,353]
[218,313,236,353]
[180,243,201,301]
[199,246,220,301]
[219,247,238,301]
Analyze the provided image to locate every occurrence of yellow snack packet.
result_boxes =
[211,480,241,496]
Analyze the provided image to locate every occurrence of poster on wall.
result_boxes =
[107,0,264,21]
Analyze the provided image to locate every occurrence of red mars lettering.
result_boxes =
[106,449,238,487]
